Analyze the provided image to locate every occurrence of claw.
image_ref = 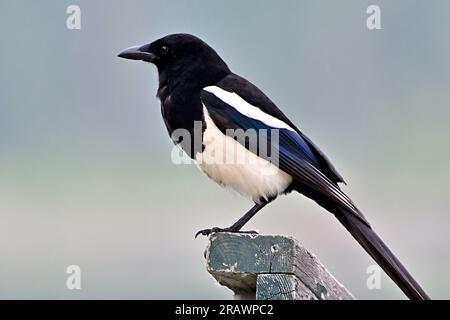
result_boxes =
[194,227,259,238]
[195,227,223,238]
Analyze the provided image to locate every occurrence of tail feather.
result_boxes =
[334,207,430,300]
[294,184,430,300]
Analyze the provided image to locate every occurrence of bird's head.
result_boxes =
[118,33,230,89]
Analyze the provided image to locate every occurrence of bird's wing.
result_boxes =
[215,73,346,184]
[200,85,368,225]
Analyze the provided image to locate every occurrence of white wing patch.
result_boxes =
[203,86,296,132]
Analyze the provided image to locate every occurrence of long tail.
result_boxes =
[334,207,430,300]
[295,185,430,300]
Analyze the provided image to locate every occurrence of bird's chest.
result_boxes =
[160,91,205,158]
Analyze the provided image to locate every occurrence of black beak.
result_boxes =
[117,45,159,63]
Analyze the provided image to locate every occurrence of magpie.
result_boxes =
[118,33,429,300]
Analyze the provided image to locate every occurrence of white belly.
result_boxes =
[195,109,292,201]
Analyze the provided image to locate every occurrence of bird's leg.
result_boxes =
[195,200,268,238]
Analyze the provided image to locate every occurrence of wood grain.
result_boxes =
[206,232,353,300]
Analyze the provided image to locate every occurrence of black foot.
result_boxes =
[195,227,258,238]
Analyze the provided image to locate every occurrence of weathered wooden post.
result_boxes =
[205,232,353,300]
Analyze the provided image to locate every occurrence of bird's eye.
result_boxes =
[160,45,169,55]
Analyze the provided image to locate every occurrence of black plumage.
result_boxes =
[118,33,429,300]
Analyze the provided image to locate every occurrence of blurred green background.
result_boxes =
[0,0,449,299]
